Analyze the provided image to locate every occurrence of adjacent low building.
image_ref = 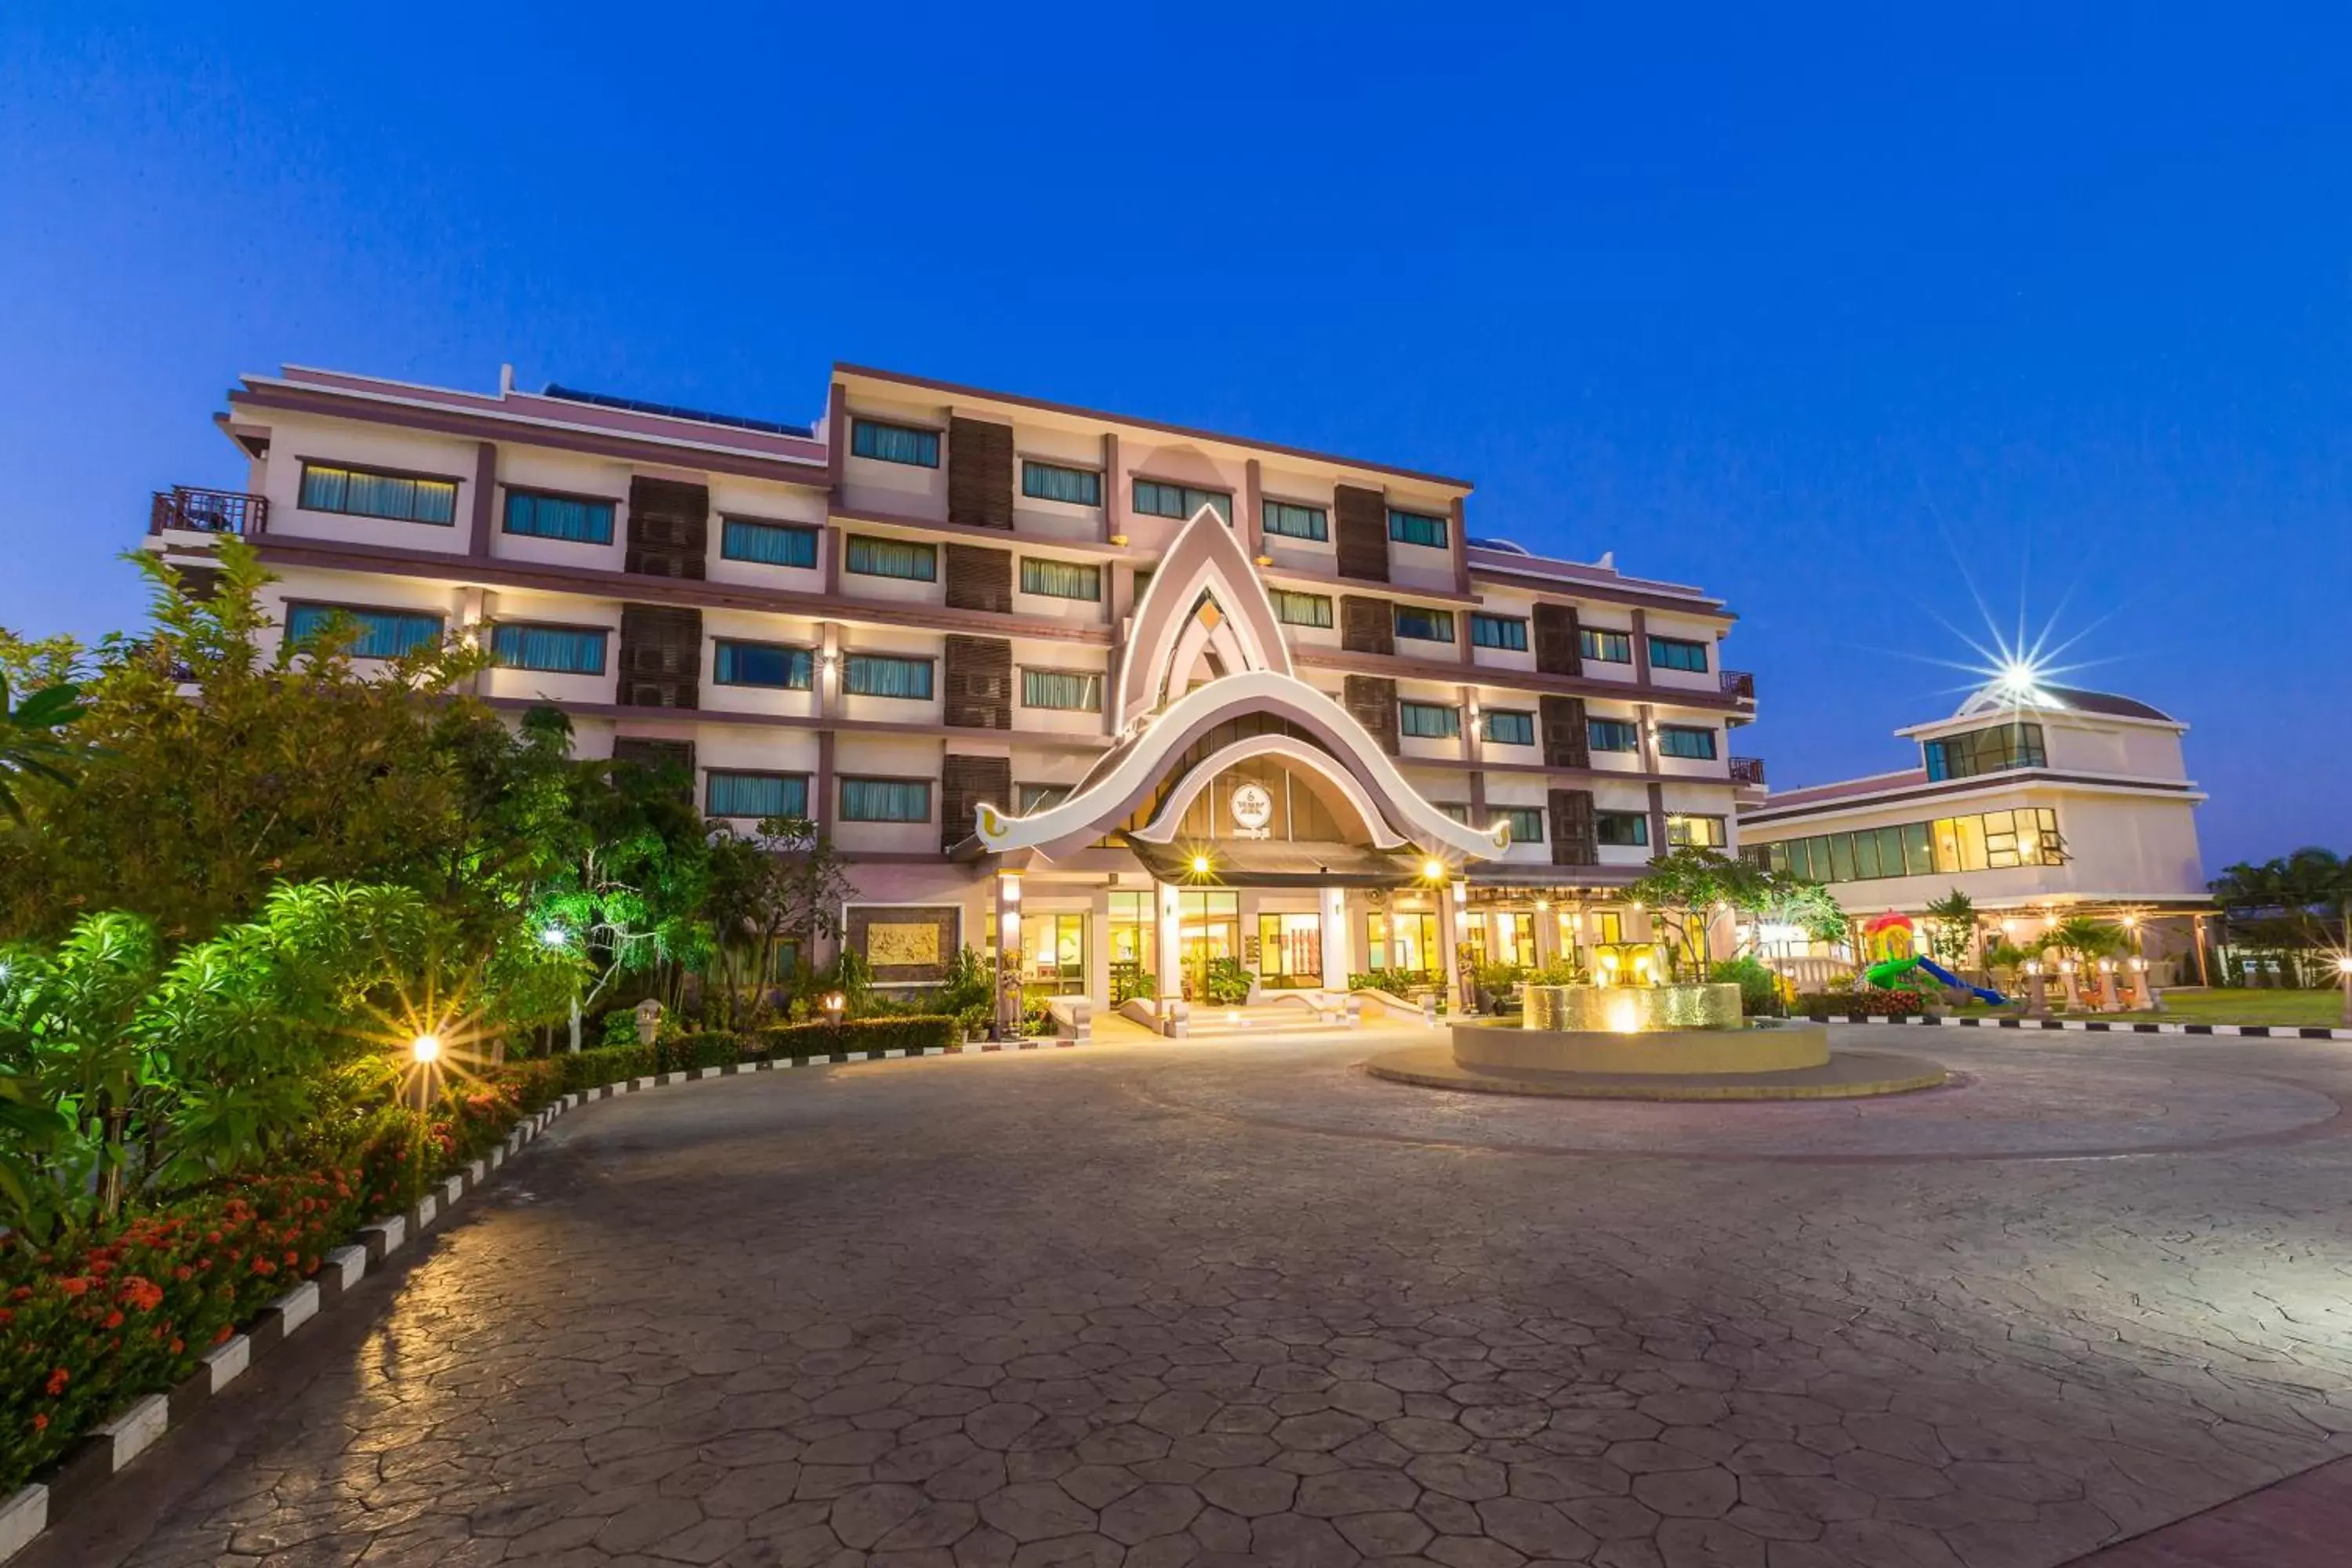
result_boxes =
[1737,682,2212,981]
[148,362,1759,1018]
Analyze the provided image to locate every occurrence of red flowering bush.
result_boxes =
[1804,988,1926,1016]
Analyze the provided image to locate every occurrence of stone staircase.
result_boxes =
[1181,998,1359,1040]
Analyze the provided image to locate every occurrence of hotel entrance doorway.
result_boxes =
[1177,890,1241,1001]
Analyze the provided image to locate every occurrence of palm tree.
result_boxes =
[0,672,85,824]
[2045,915,2125,965]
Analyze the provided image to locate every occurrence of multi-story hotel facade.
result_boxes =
[148,364,1757,1022]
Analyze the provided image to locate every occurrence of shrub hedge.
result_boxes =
[1803,988,1926,1017]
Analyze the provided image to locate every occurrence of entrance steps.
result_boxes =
[1182,1000,1356,1040]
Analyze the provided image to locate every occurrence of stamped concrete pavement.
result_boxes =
[25,1023,2352,1568]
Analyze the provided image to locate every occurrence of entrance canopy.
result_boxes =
[1124,837,1430,888]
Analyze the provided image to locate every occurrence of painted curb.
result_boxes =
[1810,1013,2352,1040]
[0,1033,1098,1563]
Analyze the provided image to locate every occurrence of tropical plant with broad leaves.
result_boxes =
[0,672,85,825]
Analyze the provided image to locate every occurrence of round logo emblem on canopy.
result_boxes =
[1229,782,1274,837]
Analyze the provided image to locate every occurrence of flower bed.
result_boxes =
[1802,988,1926,1017]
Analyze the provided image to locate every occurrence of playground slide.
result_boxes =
[1912,956,2007,1005]
[1867,955,2007,1005]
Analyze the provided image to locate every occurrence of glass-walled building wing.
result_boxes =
[1924,722,2046,781]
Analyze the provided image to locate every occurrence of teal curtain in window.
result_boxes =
[1657,726,1718,760]
[1482,710,1535,746]
[1648,637,1711,672]
[1587,718,1640,752]
[1272,591,1333,628]
[845,535,938,581]
[1019,558,1102,601]
[1596,813,1650,847]
[1394,607,1455,642]
[1399,702,1461,739]
[1022,462,1102,505]
[851,420,939,466]
[844,654,934,699]
[706,772,808,818]
[492,625,607,675]
[1470,614,1528,651]
[1133,481,1232,522]
[1261,500,1327,540]
[1022,670,1102,710]
[503,490,614,543]
[286,604,445,659]
[842,778,931,822]
[1580,628,1633,662]
[1388,509,1447,548]
[299,463,456,524]
[721,518,820,567]
[713,642,812,688]
[1500,807,1545,843]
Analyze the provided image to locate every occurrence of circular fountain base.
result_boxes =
[1365,1036,1947,1101]
[1452,1016,1831,1076]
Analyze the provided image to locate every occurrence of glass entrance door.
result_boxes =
[1258,913,1324,989]
[1178,891,1241,1001]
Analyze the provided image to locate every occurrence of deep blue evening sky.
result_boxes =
[3,5,2347,867]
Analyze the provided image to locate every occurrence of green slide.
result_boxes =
[1864,956,1922,989]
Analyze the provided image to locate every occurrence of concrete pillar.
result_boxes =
[1534,901,1559,968]
[1319,886,1354,991]
[1088,889,1111,1006]
[994,872,1024,1036]
[1439,879,1467,1010]
[1157,880,1185,1004]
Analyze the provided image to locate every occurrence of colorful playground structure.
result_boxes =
[1858,913,2008,1004]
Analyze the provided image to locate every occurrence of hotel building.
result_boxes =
[147,364,1757,1025]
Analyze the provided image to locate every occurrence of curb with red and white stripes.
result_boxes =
[0,1035,1089,1562]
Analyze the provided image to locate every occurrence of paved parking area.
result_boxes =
[31,1024,2352,1568]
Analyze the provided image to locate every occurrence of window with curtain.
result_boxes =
[1581,627,1633,663]
[1388,509,1448,548]
[1022,669,1102,710]
[843,652,934,699]
[1924,721,2047,781]
[1021,461,1102,506]
[297,462,457,525]
[1393,606,1456,642]
[1498,806,1545,843]
[845,535,938,581]
[706,771,810,819]
[503,489,615,544]
[1648,635,1711,672]
[850,419,939,466]
[1666,814,1728,848]
[1271,590,1333,628]
[1595,811,1650,847]
[1132,480,1232,522]
[1470,613,1528,651]
[1261,499,1328,541]
[713,641,813,689]
[285,603,445,659]
[1019,557,1102,601]
[840,777,931,822]
[1015,783,1070,813]
[1657,724,1719,760]
[720,517,819,568]
[1436,802,1471,822]
[492,624,608,675]
[1588,717,1641,752]
[1399,701,1461,739]
[1481,709,1536,746]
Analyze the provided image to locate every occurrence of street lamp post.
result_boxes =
[2024,960,2049,1019]
[409,1033,441,1116]
[541,925,580,1053]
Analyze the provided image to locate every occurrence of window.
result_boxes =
[1021,460,1102,506]
[1648,635,1711,673]
[1580,626,1633,663]
[1775,808,2063,884]
[1020,557,1102,601]
[1022,669,1103,710]
[285,603,444,659]
[1482,709,1536,746]
[843,653,934,700]
[1924,722,2048,781]
[503,489,614,544]
[1257,912,1325,988]
[713,641,813,690]
[845,535,938,581]
[720,517,819,568]
[1493,911,1538,967]
[706,771,809,819]
[1436,802,1472,822]
[1109,889,1156,1002]
[492,624,607,675]
[1587,717,1641,752]
[1133,480,1232,522]
[1399,701,1461,739]
[1497,806,1545,844]
[1131,567,1155,601]
[1667,814,1727,848]
[297,461,457,525]
[1394,605,1456,643]
[1272,590,1334,628]
[1015,783,1070,814]
[1595,811,1650,847]
[1388,508,1449,549]
[840,778,931,822]
[1261,499,1328,541]
[1366,909,1440,978]
[850,419,938,467]
[1023,912,1088,995]
[1470,613,1528,652]
[1657,725,1719,760]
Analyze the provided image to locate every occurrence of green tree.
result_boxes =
[1922,889,1980,967]
[0,671,86,826]
[2045,915,2125,966]
[702,815,858,1027]
[1629,848,1766,977]
[1731,871,1846,960]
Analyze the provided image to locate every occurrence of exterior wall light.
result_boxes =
[1422,859,1446,881]
[822,991,846,1019]
[1191,854,1212,875]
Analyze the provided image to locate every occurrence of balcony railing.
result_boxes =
[1721,668,1756,701]
[150,487,268,536]
[1730,756,1767,786]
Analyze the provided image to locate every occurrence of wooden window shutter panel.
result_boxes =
[1333,485,1390,583]
[1540,695,1590,770]
[947,417,1014,530]
[944,544,1012,612]
[1533,602,1582,677]
[624,477,710,579]
[1339,596,1396,655]
[617,604,702,710]
[1548,788,1597,866]
[1343,673,1400,756]
[942,635,1011,729]
[938,754,1012,852]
